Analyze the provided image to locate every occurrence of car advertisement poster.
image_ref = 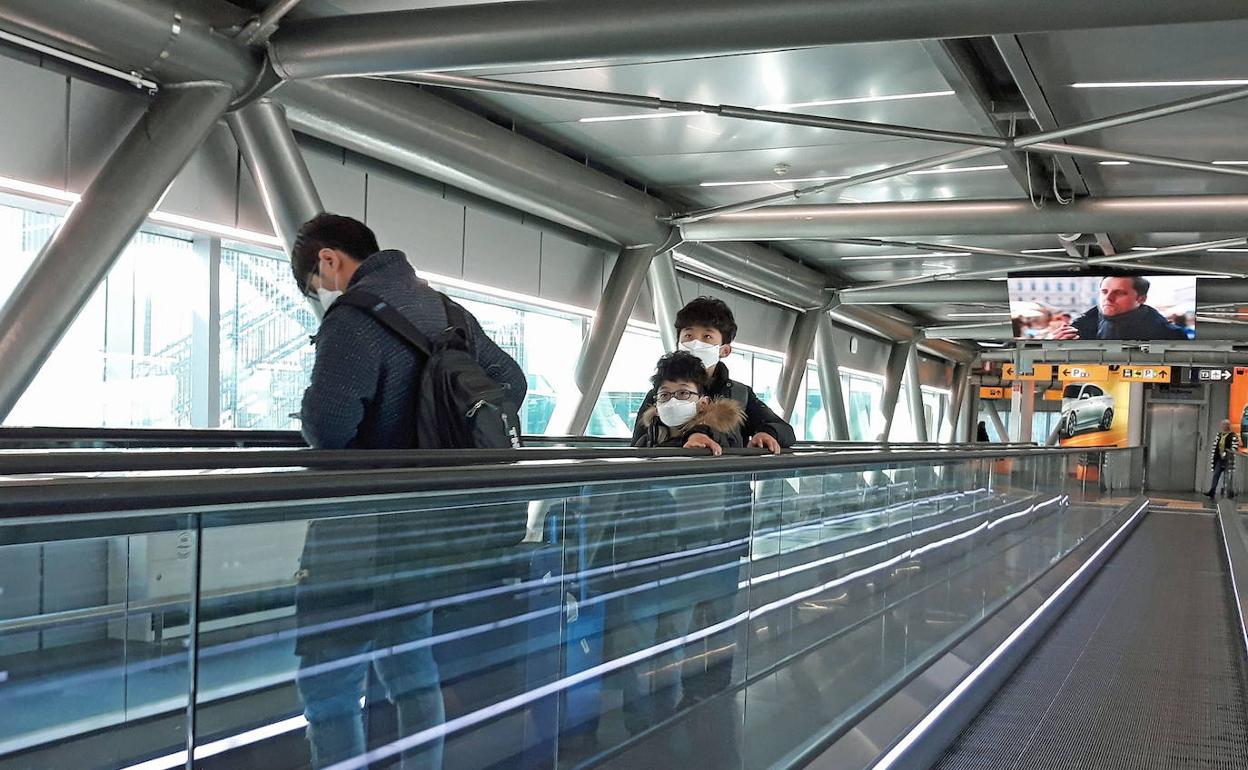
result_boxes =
[1228,367,1248,453]
[1057,371,1131,448]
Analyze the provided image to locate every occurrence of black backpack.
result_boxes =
[331,290,523,450]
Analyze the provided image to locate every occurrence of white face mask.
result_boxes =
[657,398,699,428]
[680,340,723,369]
[316,287,343,312]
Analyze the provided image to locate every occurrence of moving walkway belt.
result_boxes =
[931,511,1248,770]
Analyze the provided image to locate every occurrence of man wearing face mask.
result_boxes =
[631,296,796,454]
[289,213,525,770]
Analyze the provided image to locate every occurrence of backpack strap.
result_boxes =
[438,294,475,353]
[331,291,434,359]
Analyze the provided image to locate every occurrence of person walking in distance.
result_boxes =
[1205,419,1240,500]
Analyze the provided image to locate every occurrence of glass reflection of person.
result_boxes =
[1047,276,1187,341]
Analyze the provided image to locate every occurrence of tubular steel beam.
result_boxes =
[0,82,235,421]
[266,0,1248,80]
[815,314,851,440]
[683,195,1248,240]
[648,251,684,352]
[672,241,827,309]
[226,98,323,252]
[880,341,912,441]
[558,245,656,435]
[905,344,929,442]
[777,309,822,421]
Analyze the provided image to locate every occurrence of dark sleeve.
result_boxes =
[300,309,380,450]
[1071,313,1095,340]
[463,310,528,408]
[631,388,658,444]
[743,386,797,447]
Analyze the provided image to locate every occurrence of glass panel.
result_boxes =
[593,329,663,437]
[8,230,200,428]
[219,245,318,430]
[0,517,197,768]
[752,357,783,415]
[804,368,825,442]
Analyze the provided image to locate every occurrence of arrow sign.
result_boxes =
[1194,367,1233,382]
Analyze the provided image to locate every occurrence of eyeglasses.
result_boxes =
[656,389,699,403]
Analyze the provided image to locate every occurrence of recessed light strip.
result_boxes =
[1073,79,1248,88]
[909,164,1008,175]
[841,252,971,260]
[701,175,848,188]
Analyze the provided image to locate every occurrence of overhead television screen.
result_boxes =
[1008,274,1195,341]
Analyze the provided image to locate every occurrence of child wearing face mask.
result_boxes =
[635,351,745,455]
[632,296,796,454]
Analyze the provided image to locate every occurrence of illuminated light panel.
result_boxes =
[841,252,971,260]
[909,164,1008,175]
[578,110,701,123]
[1207,247,1248,252]
[1098,161,1131,166]
[1213,160,1248,166]
[756,89,954,111]
[700,175,848,187]
[1072,79,1248,88]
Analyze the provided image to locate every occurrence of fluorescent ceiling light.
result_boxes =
[909,164,1008,175]
[1213,160,1248,166]
[1098,161,1131,166]
[700,175,848,187]
[0,173,283,248]
[841,252,971,260]
[584,89,955,123]
[1072,79,1248,88]
[1020,248,1069,254]
[978,341,1008,347]
[578,110,701,123]
[1130,246,1158,251]
[1208,247,1248,252]
[757,89,954,111]
[946,312,1012,318]
[988,277,1010,281]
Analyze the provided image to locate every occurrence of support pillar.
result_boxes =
[0,82,235,421]
[190,235,221,428]
[958,378,975,442]
[815,314,850,441]
[777,309,821,422]
[226,98,324,252]
[1009,379,1035,442]
[904,344,929,442]
[556,245,656,435]
[879,340,912,441]
[986,399,1010,442]
[946,362,969,443]
[647,250,683,352]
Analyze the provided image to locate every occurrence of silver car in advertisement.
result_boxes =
[1060,383,1115,438]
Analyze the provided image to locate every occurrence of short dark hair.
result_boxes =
[291,213,380,294]
[674,296,738,345]
[650,351,710,393]
[1103,275,1149,297]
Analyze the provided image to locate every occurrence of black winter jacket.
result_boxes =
[1071,305,1187,341]
[631,362,796,447]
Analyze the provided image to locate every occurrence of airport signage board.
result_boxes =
[979,387,1006,399]
[1118,366,1171,383]
[1190,366,1234,383]
[1000,363,1055,381]
[1057,364,1110,381]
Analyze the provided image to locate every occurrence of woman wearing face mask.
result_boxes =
[635,352,746,455]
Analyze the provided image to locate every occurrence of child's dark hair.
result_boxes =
[674,296,738,345]
[650,351,711,393]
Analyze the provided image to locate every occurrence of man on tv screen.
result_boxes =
[1049,276,1188,340]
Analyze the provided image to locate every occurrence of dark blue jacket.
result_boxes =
[300,249,527,449]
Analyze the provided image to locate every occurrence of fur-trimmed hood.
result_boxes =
[640,397,745,437]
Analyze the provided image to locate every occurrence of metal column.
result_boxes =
[648,250,683,352]
[0,82,235,421]
[777,309,822,422]
[557,245,656,435]
[226,98,324,252]
[986,399,1010,442]
[904,344,929,442]
[815,313,851,440]
[879,341,912,441]
[946,363,969,444]
[1010,380,1035,442]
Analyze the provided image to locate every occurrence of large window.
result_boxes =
[841,369,885,441]
[219,245,318,430]
[6,208,202,428]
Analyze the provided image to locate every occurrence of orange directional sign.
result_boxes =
[1119,365,1171,383]
[979,387,1006,399]
[1043,389,1064,401]
[1057,364,1110,381]
[1001,363,1055,381]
